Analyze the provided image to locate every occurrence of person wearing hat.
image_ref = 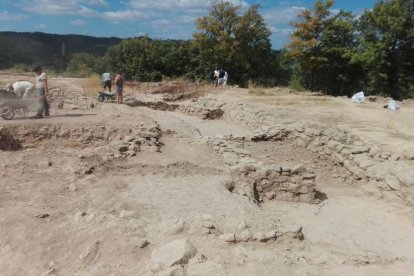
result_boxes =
[33,66,49,118]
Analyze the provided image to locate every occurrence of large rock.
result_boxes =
[151,239,197,268]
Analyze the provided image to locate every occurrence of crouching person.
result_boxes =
[6,81,35,99]
[33,66,50,118]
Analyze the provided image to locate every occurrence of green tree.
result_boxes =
[192,1,280,86]
[288,0,363,95]
[105,37,195,82]
[358,0,414,99]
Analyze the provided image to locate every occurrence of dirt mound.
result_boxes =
[0,126,21,151]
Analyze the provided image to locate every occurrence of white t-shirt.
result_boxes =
[214,70,219,78]
[35,72,47,89]
[12,81,34,97]
[102,72,111,82]
[223,72,228,81]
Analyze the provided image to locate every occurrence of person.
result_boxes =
[223,71,228,90]
[214,67,220,87]
[6,81,34,99]
[33,66,49,118]
[102,71,112,92]
[114,72,124,104]
[209,70,216,87]
[217,68,225,88]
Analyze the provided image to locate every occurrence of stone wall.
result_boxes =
[208,135,319,204]
[218,101,414,206]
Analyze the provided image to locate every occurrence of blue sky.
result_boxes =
[0,0,377,49]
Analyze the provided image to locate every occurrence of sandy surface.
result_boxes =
[1,74,414,275]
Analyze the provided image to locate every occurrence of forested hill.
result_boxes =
[0,31,121,69]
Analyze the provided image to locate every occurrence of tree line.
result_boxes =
[64,0,414,99]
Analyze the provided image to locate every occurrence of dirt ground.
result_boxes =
[1,73,414,276]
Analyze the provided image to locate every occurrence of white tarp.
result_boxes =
[387,100,400,111]
[351,91,365,103]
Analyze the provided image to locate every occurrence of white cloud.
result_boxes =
[18,0,105,15]
[102,10,148,23]
[0,11,27,21]
[128,0,248,11]
[263,6,306,25]
[70,19,86,26]
[35,23,47,29]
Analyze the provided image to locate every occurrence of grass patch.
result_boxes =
[248,80,267,96]
[80,75,103,98]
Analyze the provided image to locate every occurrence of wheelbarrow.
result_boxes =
[0,99,34,120]
[97,91,117,102]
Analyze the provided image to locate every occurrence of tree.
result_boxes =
[288,0,364,95]
[358,0,414,99]
[192,1,280,86]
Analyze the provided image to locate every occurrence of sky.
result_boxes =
[0,0,378,49]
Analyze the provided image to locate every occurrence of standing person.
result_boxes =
[114,72,124,104]
[223,71,228,90]
[218,68,225,89]
[214,67,220,87]
[33,66,49,118]
[209,70,216,87]
[102,71,112,92]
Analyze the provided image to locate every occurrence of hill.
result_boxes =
[0,32,121,70]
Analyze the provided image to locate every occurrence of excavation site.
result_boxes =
[1,74,414,276]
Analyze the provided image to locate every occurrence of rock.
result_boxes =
[280,225,304,240]
[39,160,52,167]
[134,238,149,248]
[236,230,253,242]
[264,230,278,241]
[380,152,392,160]
[74,211,87,222]
[219,233,236,243]
[253,232,267,242]
[344,160,365,180]
[403,151,414,160]
[124,135,135,143]
[36,214,50,219]
[119,210,135,219]
[292,164,306,174]
[126,150,136,157]
[388,154,400,161]
[41,268,56,276]
[385,175,401,191]
[351,146,370,154]
[117,144,129,153]
[238,220,248,230]
[151,239,197,268]
[201,221,215,229]
[160,219,186,235]
[265,192,275,200]
[79,241,99,262]
[69,183,78,192]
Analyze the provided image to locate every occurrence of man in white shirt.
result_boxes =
[102,71,112,92]
[33,66,49,118]
[6,81,34,99]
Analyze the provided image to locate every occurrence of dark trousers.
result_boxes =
[36,88,49,116]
